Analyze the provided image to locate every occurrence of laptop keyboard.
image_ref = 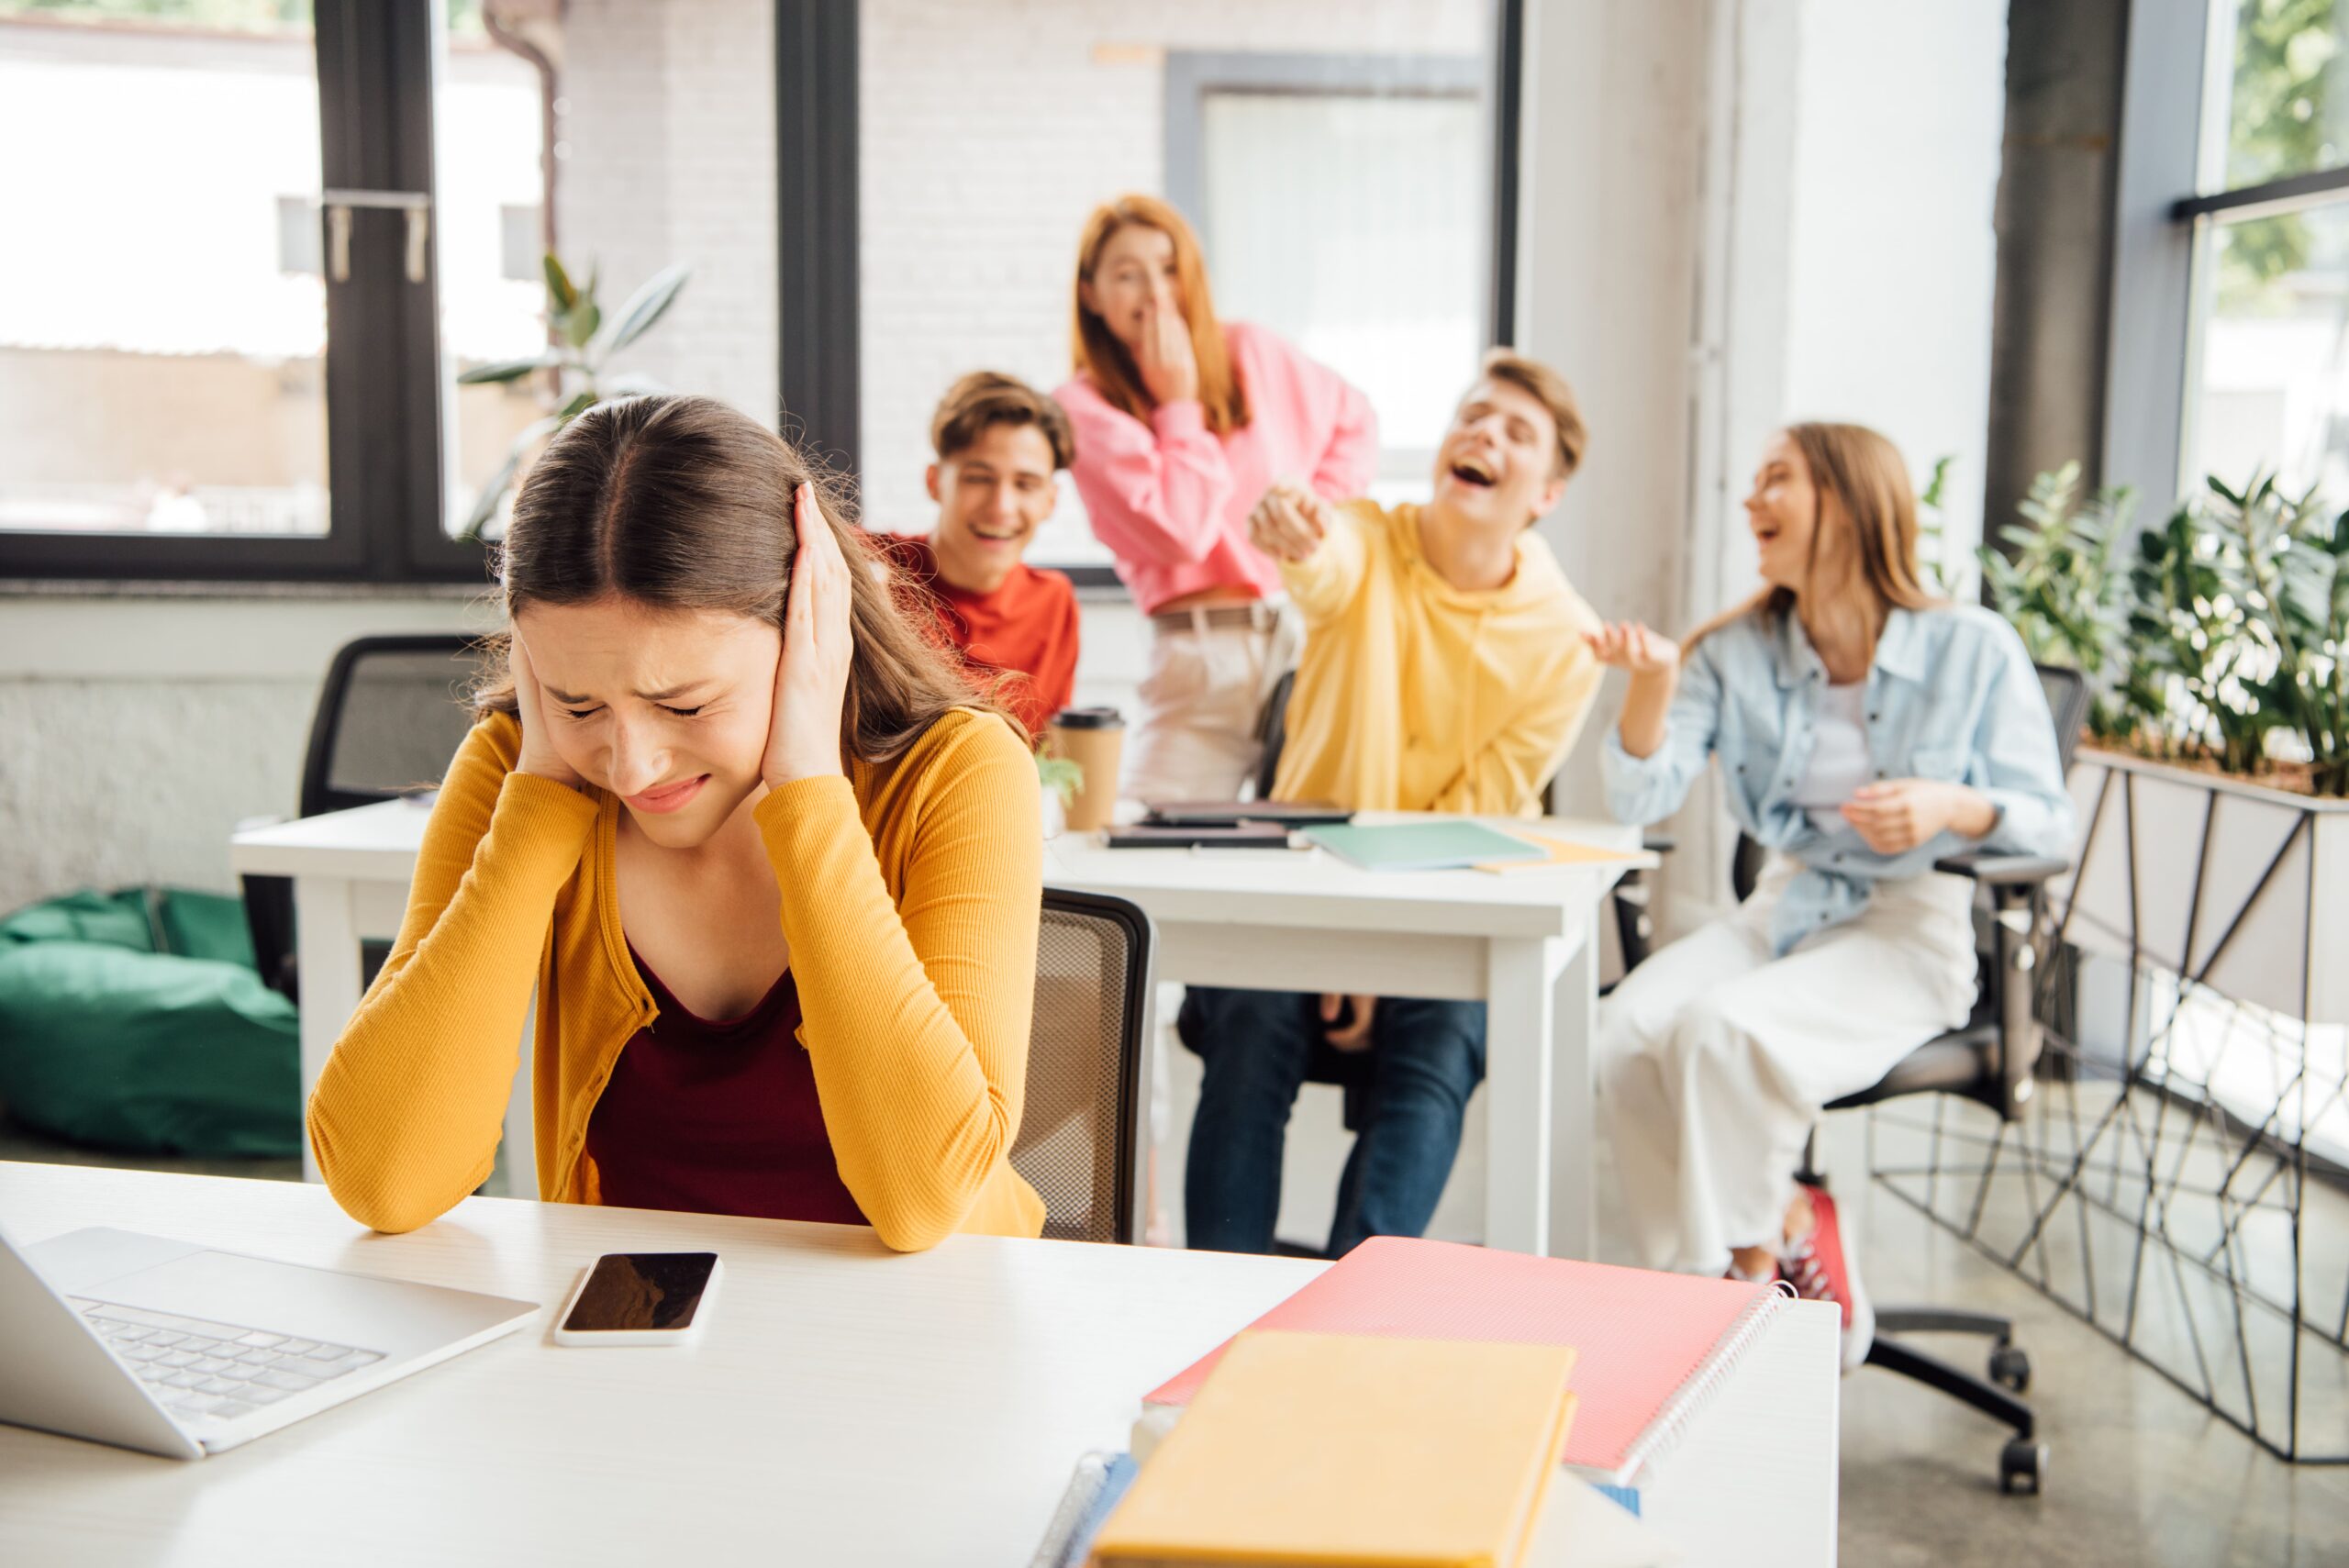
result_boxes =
[67,1297,386,1425]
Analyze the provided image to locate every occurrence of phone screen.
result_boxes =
[562,1252,718,1333]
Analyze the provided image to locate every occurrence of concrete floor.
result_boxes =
[9,1085,2349,1564]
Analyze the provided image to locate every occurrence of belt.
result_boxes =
[1150,602,1280,634]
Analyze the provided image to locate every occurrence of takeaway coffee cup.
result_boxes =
[1046,707,1125,831]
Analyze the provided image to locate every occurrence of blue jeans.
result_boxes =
[1180,987,1487,1257]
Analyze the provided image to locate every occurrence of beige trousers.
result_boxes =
[1596,858,1979,1274]
[1122,606,1299,806]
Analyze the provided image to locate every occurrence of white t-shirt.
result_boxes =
[1792,682,1870,836]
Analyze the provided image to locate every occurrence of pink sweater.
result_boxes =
[1054,320,1377,614]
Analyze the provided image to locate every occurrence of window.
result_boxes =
[279,195,324,276]
[2178,2,2349,506]
[497,204,541,284]
[1171,54,1489,498]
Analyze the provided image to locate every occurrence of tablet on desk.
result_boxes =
[1142,801,1353,828]
[1102,823,1297,850]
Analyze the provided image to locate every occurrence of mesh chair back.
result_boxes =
[2034,663,2089,773]
[1253,668,1297,801]
[1012,888,1151,1243]
[302,635,491,817]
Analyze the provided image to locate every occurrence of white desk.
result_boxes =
[0,1163,1840,1567]
[1043,816,1648,1259]
[231,803,1648,1259]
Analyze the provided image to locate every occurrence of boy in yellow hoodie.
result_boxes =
[1182,350,1602,1256]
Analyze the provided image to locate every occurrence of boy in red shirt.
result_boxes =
[877,373,1082,735]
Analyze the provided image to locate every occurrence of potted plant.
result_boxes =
[1986,469,2349,1025]
[456,253,692,539]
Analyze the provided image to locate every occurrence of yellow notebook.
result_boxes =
[1090,1330,1579,1568]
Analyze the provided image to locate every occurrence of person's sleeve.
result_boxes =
[1058,384,1237,569]
[306,716,597,1234]
[1305,356,1379,502]
[757,716,1043,1252]
[1599,643,1725,826]
[1430,634,1606,816]
[1277,501,1375,627]
[1968,622,2079,858]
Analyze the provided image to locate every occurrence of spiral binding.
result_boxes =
[1614,1278,1797,1483]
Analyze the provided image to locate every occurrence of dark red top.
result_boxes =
[584,951,868,1227]
[878,532,1080,735]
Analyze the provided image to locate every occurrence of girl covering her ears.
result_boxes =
[1586,422,2073,1366]
[307,395,1046,1251]
[1054,193,1376,804]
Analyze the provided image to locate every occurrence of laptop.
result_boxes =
[0,1223,538,1460]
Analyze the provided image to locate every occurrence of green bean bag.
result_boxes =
[0,888,299,1158]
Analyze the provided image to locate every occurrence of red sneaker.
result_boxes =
[1779,1183,1874,1373]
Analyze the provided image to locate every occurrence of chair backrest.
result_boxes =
[1012,887,1152,1243]
[1252,667,1297,801]
[2034,663,2090,773]
[301,635,490,817]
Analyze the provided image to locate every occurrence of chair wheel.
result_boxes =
[1998,1439,2048,1495]
[1988,1343,2032,1393]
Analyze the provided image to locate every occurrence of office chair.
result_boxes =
[244,635,490,1002]
[1014,888,1154,1243]
[1618,662,2088,1494]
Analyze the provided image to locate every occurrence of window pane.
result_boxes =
[2191,204,2349,504]
[0,1,328,536]
[436,14,551,539]
[2224,0,2349,188]
[1201,90,1484,491]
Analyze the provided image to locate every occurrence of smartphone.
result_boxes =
[552,1251,723,1347]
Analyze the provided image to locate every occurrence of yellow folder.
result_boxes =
[1090,1330,1580,1568]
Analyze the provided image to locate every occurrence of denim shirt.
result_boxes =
[1601,604,2076,955]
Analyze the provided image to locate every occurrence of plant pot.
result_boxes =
[2051,750,2349,1024]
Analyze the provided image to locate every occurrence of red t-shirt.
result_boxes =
[878,532,1080,735]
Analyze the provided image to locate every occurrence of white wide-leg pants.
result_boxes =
[1597,858,1979,1274]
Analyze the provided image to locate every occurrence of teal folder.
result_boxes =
[1301,820,1547,871]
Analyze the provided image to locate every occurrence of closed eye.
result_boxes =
[561,706,602,720]
[660,705,704,718]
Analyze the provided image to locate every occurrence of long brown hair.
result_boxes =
[1071,194,1250,436]
[1686,421,1941,659]
[475,395,1020,760]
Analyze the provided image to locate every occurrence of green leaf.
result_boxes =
[455,351,560,385]
[542,253,579,313]
[594,263,692,361]
[562,301,602,350]
[556,389,598,423]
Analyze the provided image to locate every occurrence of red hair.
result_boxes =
[1070,194,1250,436]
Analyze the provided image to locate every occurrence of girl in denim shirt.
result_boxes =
[1586,423,2073,1366]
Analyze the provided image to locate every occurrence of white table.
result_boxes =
[0,1163,1840,1567]
[1043,816,1648,1259]
[231,803,1648,1259]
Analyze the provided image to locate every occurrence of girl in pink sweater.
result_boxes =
[1055,194,1376,803]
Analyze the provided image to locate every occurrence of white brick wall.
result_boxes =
[562,0,780,427]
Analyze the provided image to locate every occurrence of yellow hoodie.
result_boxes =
[1270,500,1603,815]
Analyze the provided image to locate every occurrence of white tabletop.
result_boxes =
[0,1163,1838,1567]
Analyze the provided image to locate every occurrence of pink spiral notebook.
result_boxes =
[1143,1237,1787,1485]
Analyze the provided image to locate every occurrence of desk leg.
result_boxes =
[1547,924,1599,1261]
[1484,936,1556,1256]
[291,874,362,1184]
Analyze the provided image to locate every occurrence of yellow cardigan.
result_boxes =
[306,707,1047,1251]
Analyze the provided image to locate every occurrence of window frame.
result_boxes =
[0,0,483,586]
[2106,0,2349,513]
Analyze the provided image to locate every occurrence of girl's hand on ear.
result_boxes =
[763,484,855,787]
[508,634,587,791]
